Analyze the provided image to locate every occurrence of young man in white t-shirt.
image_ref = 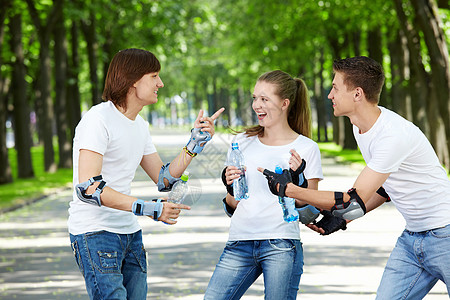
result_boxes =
[69,48,224,299]
[259,56,450,299]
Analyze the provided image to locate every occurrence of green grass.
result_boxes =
[318,142,365,165]
[0,146,72,212]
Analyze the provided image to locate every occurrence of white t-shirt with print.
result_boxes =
[68,101,157,235]
[226,133,323,241]
[354,106,450,232]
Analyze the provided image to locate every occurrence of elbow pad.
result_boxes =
[157,163,180,192]
[376,186,391,202]
[331,188,366,221]
[222,197,235,217]
[75,175,106,206]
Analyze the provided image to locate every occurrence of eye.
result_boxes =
[261,97,268,102]
[252,96,256,101]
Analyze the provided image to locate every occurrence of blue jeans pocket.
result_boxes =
[430,224,450,238]
[268,239,296,251]
[225,240,240,249]
[98,251,119,269]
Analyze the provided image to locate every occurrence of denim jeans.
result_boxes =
[70,230,147,300]
[376,224,450,299]
[204,239,303,300]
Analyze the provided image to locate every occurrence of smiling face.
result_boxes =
[328,71,356,117]
[133,72,164,105]
[252,80,288,128]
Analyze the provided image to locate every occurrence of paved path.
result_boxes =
[0,131,447,299]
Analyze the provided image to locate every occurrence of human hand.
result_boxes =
[225,166,244,185]
[157,202,191,225]
[289,149,303,172]
[194,107,225,137]
[307,210,347,235]
[257,167,292,197]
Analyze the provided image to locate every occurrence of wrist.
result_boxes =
[132,199,163,221]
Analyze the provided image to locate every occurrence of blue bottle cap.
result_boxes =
[231,142,239,150]
[275,165,283,174]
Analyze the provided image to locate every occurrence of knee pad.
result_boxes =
[75,175,106,206]
[157,163,180,192]
[331,188,366,220]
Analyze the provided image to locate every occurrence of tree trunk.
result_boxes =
[26,0,61,173]
[0,0,12,184]
[53,1,72,169]
[81,12,101,105]
[410,0,450,170]
[368,27,388,108]
[67,21,82,140]
[388,30,412,121]
[9,13,34,178]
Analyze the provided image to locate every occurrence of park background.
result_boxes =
[0,0,449,299]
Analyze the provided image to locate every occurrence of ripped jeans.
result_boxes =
[70,230,147,300]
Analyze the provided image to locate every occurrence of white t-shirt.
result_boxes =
[354,106,450,232]
[68,101,157,235]
[227,133,323,241]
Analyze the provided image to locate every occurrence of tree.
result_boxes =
[25,0,63,173]
[9,12,34,178]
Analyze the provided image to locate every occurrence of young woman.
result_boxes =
[204,70,323,299]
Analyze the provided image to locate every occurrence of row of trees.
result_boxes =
[0,0,449,185]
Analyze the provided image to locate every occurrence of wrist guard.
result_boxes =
[296,204,320,224]
[132,199,163,221]
[290,159,308,188]
[221,168,234,196]
[75,175,106,206]
[331,188,366,220]
[262,168,293,197]
[185,127,211,154]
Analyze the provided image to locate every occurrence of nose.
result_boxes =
[327,89,333,100]
[158,77,164,88]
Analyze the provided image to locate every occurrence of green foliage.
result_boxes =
[0,147,72,212]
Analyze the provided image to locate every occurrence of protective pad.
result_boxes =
[331,188,366,220]
[132,199,163,221]
[296,204,320,224]
[75,175,106,206]
[186,128,212,154]
[157,163,180,192]
[222,197,235,217]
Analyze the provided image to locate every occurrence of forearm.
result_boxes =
[286,183,349,211]
[169,149,194,178]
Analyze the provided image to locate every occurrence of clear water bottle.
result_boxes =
[229,142,249,201]
[168,172,189,204]
[275,165,299,223]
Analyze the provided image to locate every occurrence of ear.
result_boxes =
[281,98,290,111]
[354,87,364,102]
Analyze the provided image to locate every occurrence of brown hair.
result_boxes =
[332,56,385,103]
[244,70,311,138]
[102,48,161,110]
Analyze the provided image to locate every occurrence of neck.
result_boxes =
[116,98,143,120]
[349,104,381,134]
[261,118,298,145]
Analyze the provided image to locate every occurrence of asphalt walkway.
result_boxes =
[0,131,447,299]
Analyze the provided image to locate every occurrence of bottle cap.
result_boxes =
[275,165,283,174]
[231,142,239,150]
[181,171,189,182]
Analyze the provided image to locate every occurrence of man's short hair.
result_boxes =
[333,56,385,103]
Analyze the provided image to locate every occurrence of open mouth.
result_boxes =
[256,112,267,120]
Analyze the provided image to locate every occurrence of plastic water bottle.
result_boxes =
[275,165,298,223]
[229,142,249,201]
[168,172,189,204]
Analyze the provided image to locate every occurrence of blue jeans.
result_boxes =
[70,230,147,300]
[376,224,450,299]
[204,239,303,300]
